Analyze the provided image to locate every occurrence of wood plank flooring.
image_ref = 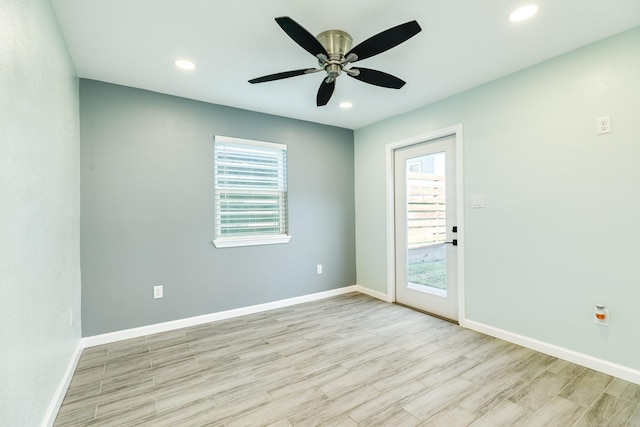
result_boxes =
[54,293,640,426]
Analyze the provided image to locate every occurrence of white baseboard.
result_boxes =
[355,285,392,302]
[461,318,640,386]
[48,288,640,427]
[351,287,640,385]
[82,286,358,348]
[42,341,83,427]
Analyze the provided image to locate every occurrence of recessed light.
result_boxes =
[175,59,196,70]
[509,4,539,22]
[339,102,353,109]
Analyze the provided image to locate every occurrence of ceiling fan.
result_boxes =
[249,17,422,107]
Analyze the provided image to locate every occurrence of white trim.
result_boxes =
[355,285,392,302]
[461,318,640,386]
[456,126,466,321]
[46,287,640,427]
[385,124,465,319]
[82,286,357,348]
[42,342,83,427]
[214,134,287,151]
[213,234,291,248]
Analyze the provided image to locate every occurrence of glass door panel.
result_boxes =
[406,151,447,297]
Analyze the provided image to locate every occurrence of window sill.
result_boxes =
[213,235,292,248]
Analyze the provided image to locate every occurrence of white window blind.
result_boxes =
[213,135,290,248]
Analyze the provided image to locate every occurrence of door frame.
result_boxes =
[385,124,465,320]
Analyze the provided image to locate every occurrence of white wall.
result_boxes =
[355,27,640,373]
[0,0,81,425]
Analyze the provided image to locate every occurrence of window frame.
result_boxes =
[212,135,291,248]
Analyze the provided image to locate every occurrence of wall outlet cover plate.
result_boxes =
[153,285,163,299]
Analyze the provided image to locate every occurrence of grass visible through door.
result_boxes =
[408,258,446,290]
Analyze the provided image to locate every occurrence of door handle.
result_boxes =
[444,239,458,246]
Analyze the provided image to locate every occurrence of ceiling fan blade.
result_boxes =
[316,78,336,106]
[275,16,328,58]
[346,21,421,62]
[348,67,406,89]
[249,69,316,84]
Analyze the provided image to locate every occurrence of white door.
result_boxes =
[394,135,458,321]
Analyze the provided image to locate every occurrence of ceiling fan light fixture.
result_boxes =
[509,4,539,22]
[175,59,196,70]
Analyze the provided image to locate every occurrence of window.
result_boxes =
[213,135,290,248]
[407,160,422,173]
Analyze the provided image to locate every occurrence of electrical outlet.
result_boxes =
[594,306,610,327]
[597,116,612,135]
[316,264,323,274]
[153,285,163,299]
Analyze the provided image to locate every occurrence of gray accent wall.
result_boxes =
[79,80,355,336]
[0,0,81,425]
[355,26,640,372]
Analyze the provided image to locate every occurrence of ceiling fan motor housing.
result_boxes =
[317,30,353,79]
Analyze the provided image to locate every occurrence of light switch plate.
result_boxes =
[470,194,485,208]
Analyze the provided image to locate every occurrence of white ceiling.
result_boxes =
[51,0,640,130]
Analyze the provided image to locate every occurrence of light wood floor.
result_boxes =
[55,293,640,426]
